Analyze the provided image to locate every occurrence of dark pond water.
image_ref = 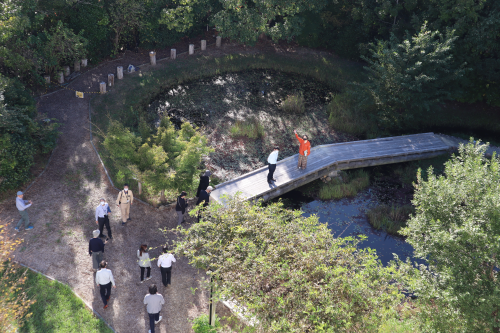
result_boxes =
[278,189,419,266]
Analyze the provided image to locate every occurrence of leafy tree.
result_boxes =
[399,140,500,332]
[104,118,211,196]
[108,0,145,54]
[360,23,466,129]
[40,21,88,75]
[174,196,405,332]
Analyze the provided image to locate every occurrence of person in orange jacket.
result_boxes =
[294,130,311,169]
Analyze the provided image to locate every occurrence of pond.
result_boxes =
[277,189,420,266]
[146,69,353,181]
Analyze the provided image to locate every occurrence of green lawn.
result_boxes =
[17,268,113,333]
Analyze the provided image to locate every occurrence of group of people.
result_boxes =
[267,130,311,184]
[14,130,311,333]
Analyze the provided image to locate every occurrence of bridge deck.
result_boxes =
[210,133,451,203]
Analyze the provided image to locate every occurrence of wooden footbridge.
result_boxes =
[210,133,452,204]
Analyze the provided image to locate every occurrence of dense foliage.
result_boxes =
[400,140,500,331]
[174,197,405,332]
[103,117,212,195]
[0,76,60,190]
[360,23,467,129]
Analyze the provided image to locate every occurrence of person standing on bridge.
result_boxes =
[116,183,133,226]
[267,146,280,184]
[294,130,311,170]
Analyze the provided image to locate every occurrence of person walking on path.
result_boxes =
[95,198,112,239]
[95,261,116,309]
[89,230,107,272]
[157,246,176,288]
[196,186,212,222]
[294,130,311,170]
[116,183,133,226]
[196,170,211,197]
[15,191,33,232]
[175,191,188,226]
[138,244,152,283]
[144,284,164,333]
[267,146,280,184]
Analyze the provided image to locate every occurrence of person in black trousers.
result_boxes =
[95,198,112,239]
[267,146,279,184]
[196,186,212,222]
[157,247,176,288]
[175,191,188,226]
[196,170,211,197]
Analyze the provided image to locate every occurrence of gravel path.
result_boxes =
[1,44,257,333]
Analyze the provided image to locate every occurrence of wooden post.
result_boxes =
[216,36,222,47]
[209,275,217,326]
[170,49,176,60]
[117,66,123,79]
[138,182,142,195]
[58,72,64,84]
[160,190,165,202]
[201,40,207,51]
[100,82,106,94]
[108,74,114,87]
[189,44,194,55]
[149,51,156,65]
[81,59,88,67]
[44,75,51,84]
[74,60,81,72]
[63,66,70,76]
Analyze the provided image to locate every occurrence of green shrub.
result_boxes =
[281,92,305,114]
[327,93,377,138]
[318,169,370,200]
[192,314,220,333]
[229,118,265,139]
[367,204,414,235]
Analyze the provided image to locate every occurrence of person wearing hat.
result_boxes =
[294,130,311,170]
[89,230,107,272]
[196,170,211,197]
[95,198,112,239]
[175,191,188,226]
[116,183,134,226]
[95,260,116,309]
[15,191,33,232]
[196,186,212,222]
[267,146,280,184]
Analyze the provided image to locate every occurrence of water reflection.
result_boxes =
[298,190,418,266]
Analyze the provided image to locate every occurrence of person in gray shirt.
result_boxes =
[15,191,33,231]
[144,284,165,333]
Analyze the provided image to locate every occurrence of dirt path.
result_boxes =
[0,40,337,333]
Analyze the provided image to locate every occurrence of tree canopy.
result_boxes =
[173,196,405,332]
[400,140,500,332]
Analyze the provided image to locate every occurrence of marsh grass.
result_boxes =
[230,118,265,139]
[367,204,414,235]
[281,92,305,114]
[319,169,370,200]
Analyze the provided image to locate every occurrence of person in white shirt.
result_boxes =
[95,261,116,309]
[157,246,176,287]
[95,198,112,239]
[15,191,33,231]
[267,146,280,184]
[138,244,152,283]
[144,284,165,333]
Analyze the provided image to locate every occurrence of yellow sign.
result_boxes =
[76,91,84,98]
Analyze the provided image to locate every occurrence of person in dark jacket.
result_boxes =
[196,170,211,197]
[175,191,188,226]
[196,186,213,222]
[89,230,107,272]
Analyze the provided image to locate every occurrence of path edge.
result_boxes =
[14,261,117,333]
